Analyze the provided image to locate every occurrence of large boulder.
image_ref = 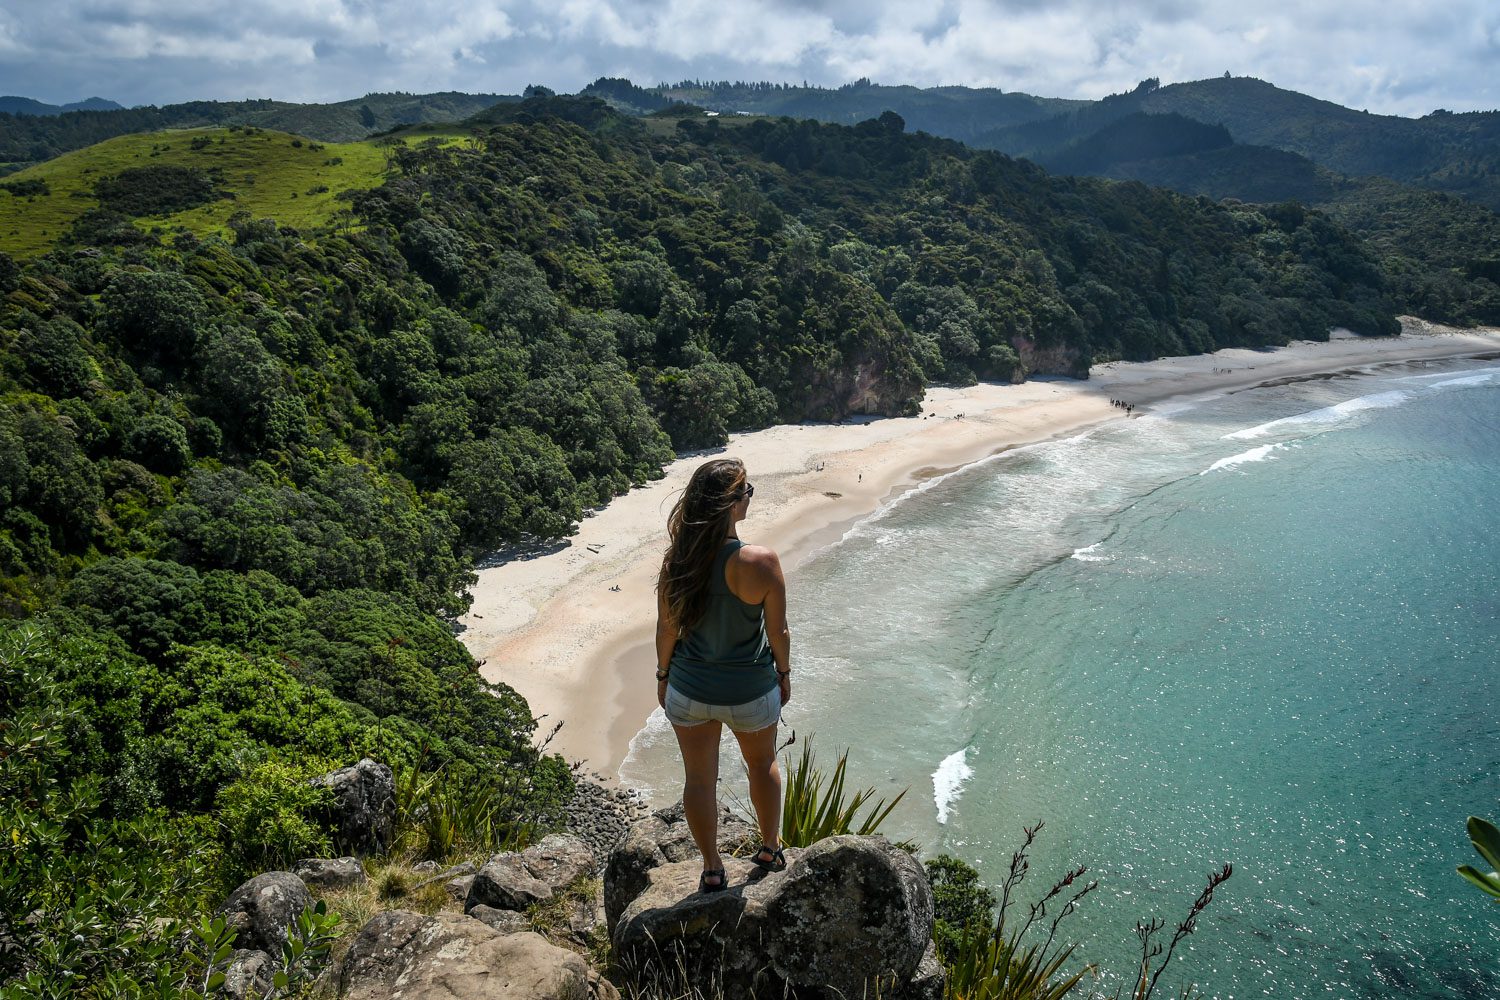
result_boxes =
[603,803,756,932]
[337,910,601,1000]
[311,758,394,856]
[219,872,313,954]
[293,857,367,891]
[611,835,935,1000]
[466,833,596,914]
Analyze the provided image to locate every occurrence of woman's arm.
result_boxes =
[655,582,677,709]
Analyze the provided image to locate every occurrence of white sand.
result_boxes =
[460,320,1500,775]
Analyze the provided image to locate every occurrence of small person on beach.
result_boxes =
[655,458,792,894]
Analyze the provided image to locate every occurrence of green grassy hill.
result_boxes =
[0,123,479,258]
[0,91,513,177]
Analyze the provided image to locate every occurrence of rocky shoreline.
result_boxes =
[563,774,653,866]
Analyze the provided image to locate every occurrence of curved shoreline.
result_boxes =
[459,321,1500,775]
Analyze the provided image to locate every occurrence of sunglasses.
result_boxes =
[740,483,755,500]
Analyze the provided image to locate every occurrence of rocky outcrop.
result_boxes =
[466,833,595,914]
[311,758,394,856]
[221,948,274,1000]
[609,832,937,1000]
[293,856,367,891]
[1010,335,1089,379]
[218,871,313,954]
[336,910,615,1000]
[603,802,757,932]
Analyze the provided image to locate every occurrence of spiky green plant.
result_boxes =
[1457,816,1500,901]
[780,736,906,848]
[391,759,537,861]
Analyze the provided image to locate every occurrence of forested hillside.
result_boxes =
[975,76,1500,211]
[0,94,1413,988]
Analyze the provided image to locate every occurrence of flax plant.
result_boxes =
[779,734,907,848]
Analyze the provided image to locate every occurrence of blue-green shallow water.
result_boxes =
[621,356,1500,998]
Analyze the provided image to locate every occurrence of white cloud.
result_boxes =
[0,0,1494,116]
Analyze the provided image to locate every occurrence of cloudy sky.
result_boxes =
[1,0,1496,118]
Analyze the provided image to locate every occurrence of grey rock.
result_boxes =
[896,940,947,1000]
[763,835,933,997]
[522,834,596,886]
[412,859,475,891]
[469,904,533,934]
[338,910,592,1000]
[411,859,440,874]
[611,835,934,1000]
[221,948,273,1000]
[219,872,313,955]
[467,854,552,912]
[293,856,367,891]
[310,758,394,856]
[447,874,477,902]
[466,833,596,914]
[603,803,756,933]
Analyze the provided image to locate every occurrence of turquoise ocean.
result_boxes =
[620,353,1500,998]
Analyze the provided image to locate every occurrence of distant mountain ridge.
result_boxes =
[0,95,123,115]
[975,76,1500,211]
[581,77,1084,145]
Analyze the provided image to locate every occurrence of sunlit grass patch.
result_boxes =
[0,125,481,258]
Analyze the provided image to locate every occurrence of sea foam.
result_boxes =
[933,747,974,824]
[1223,390,1410,440]
[1200,443,1282,475]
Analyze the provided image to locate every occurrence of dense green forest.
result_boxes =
[0,93,1436,990]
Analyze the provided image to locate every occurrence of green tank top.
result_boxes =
[668,540,778,705]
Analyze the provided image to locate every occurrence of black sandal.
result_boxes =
[752,844,787,872]
[699,868,728,893]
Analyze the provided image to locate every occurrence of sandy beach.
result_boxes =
[459,320,1500,775]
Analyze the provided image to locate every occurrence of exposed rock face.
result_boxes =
[603,802,757,932]
[466,833,596,913]
[311,758,394,856]
[293,857,367,891]
[469,904,532,934]
[218,872,313,954]
[221,948,273,1000]
[609,833,936,1000]
[337,910,601,1000]
[1011,335,1089,379]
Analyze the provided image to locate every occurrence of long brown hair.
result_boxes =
[659,458,748,635]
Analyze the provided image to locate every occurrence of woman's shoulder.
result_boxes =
[730,542,783,574]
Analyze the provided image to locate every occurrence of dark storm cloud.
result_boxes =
[0,0,1494,116]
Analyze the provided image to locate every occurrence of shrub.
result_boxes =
[926,855,998,958]
[214,757,338,877]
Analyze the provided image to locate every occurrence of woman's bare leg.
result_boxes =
[673,720,725,880]
[732,723,782,852]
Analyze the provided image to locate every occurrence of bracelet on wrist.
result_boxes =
[655,669,669,681]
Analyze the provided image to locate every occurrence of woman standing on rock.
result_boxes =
[655,458,792,893]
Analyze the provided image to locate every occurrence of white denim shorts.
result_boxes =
[664,684,782,733]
